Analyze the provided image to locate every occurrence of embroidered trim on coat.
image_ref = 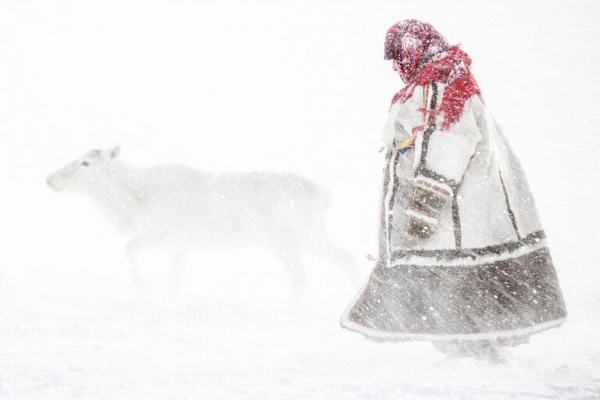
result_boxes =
[391,230,546,262]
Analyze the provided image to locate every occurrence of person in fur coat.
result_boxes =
[340,19,567,361]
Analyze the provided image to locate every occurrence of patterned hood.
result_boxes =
[384,19,482,130]
[384,19,454,85]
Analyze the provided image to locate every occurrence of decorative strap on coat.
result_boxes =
[393,84,430,154]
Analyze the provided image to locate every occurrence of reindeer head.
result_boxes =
[47,147,121,192]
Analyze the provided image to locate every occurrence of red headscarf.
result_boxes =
[384,20,482,130]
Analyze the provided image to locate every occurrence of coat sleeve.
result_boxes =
[381,112,410,147]
[407,99,482,237]
[382,90,427,147]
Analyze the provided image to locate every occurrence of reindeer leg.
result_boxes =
[272,247,306,304]
[321,244,361,286]
[309,228,361,287]
[168,248,187,298]
[126,237,149,290]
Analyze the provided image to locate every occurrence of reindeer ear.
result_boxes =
[110,146,121,159]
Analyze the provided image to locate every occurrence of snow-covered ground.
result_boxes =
[1,0,599,398]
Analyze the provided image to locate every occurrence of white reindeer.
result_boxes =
[47,147,359,298]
